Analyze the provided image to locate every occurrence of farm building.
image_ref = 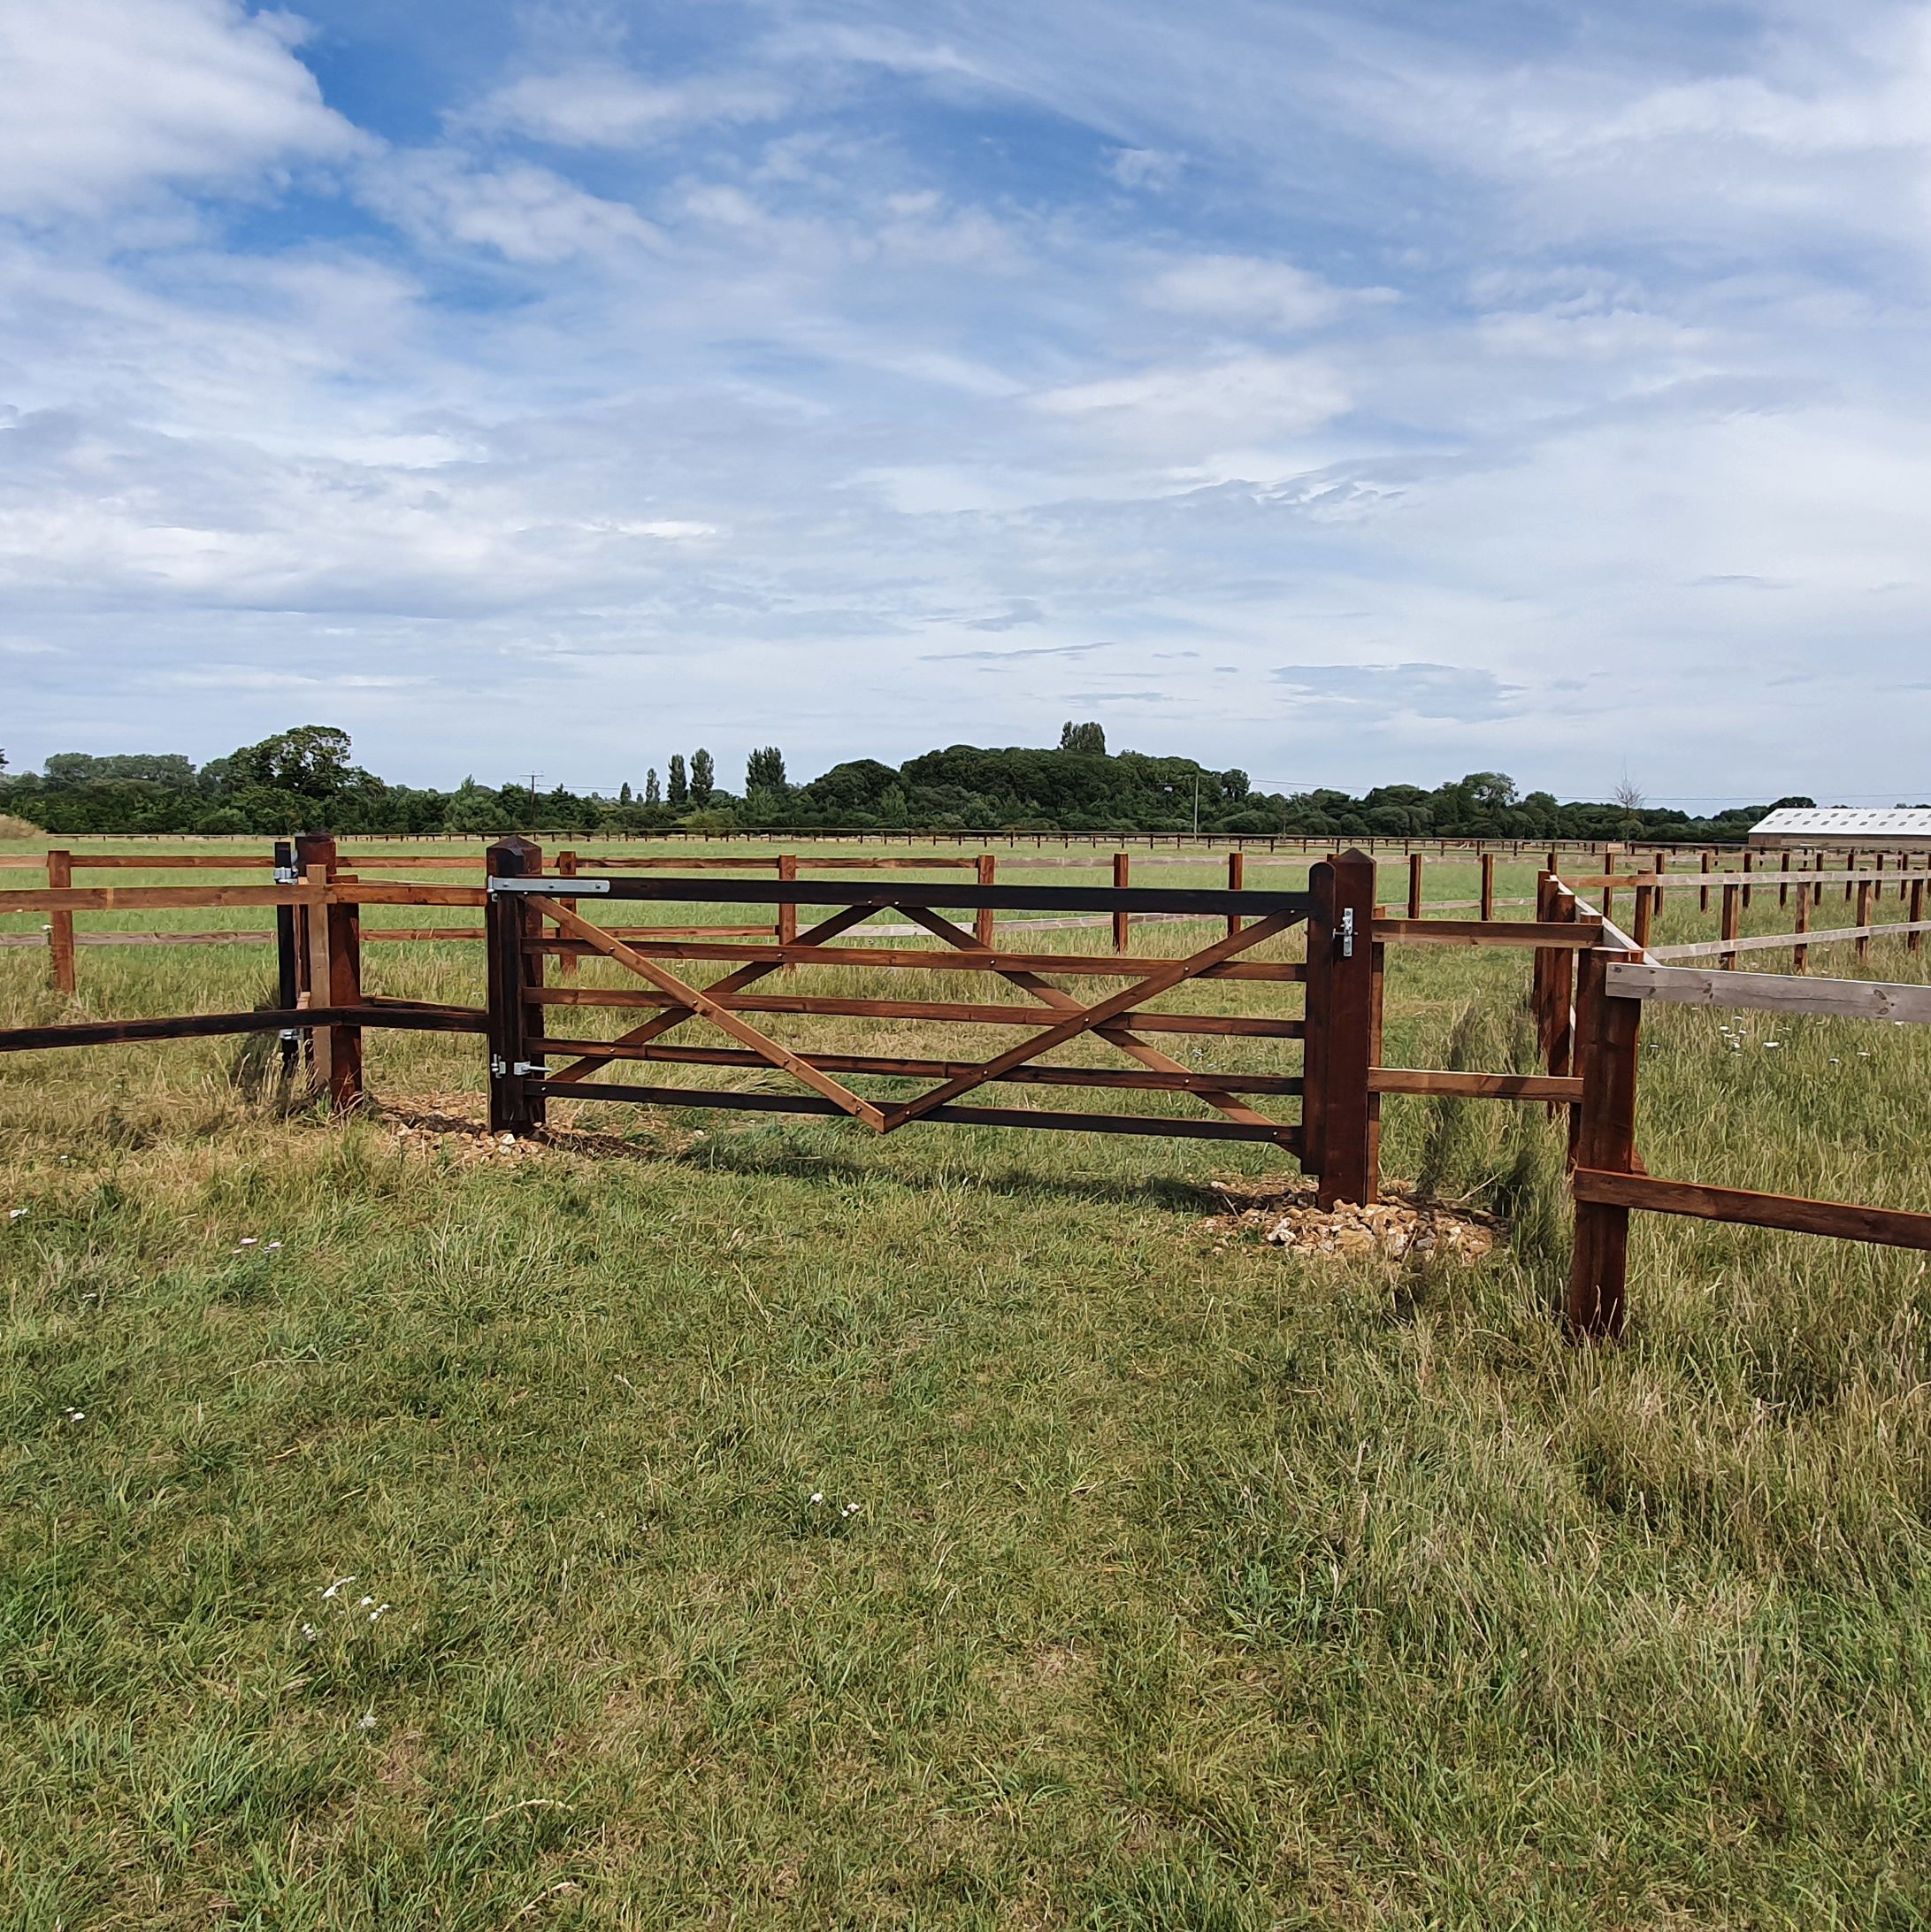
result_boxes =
[1750,807,1931,850]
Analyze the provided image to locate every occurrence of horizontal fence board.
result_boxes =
[1373,917,1603,947]
[1368,1067,1583,1100]
[527,985,1305,1037]
[540,1079,1300,1144]
[0,1003,485,1054]
[1573,1167,1931,1250]
[526,1038,1304,1095]
[524,937,1306,981]
[1605,962,1931,1024]
[1650,919,1931,961]
[0,884,307,914]
[513,877,1313,916]
[1567,869,1931,890]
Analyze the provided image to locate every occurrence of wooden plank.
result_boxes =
[1368,1068,1582,1100]
[1649,919,1931,961]
[534,898,889,1129]
[536,876,1313,916]
[525,936,1306,980]
[527,1038,1303,1094]
[1112,852,1130,953]
[545,1081,1301,1144]
[1372,917,1602,947]
[0,1003,485,1054]
[1573,1169,1931,1250]
[64,854,278,870]
[1605,961,1931,1024]
[334,883,487,908]
[0,884,308,913]
[525,985,1306,1036]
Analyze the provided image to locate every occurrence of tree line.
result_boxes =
[0,722,1807,843]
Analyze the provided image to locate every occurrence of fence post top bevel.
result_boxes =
[487,835,543,875]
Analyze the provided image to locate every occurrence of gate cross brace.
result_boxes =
[533,898,887,1129]
[897,905,1290,1140]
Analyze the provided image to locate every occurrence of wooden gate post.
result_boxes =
[1112,852,1130,954]
[46,850,76,994]
[975,854,996,947]
[777,854,799,947]
[1567,947,1642,1339]
[1479,851,1496,922]
[1305,848,1377,1207]
[294,832,362,1111]
[486,836,546,1135]
[1226,850,1245,938]
[1407,851,1425,919]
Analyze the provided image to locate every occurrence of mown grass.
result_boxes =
[2,842,1928,1928]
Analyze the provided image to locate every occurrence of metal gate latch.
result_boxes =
[487,877,609,893]
[1340,908,1355,958]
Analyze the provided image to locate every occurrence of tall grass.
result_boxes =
[2,847,1927,1927]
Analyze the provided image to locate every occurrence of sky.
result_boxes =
[3,0,1929,804]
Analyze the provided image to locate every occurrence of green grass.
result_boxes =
[3,844,1929,1927]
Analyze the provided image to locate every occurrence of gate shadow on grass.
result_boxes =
[665,1116,1256,1217]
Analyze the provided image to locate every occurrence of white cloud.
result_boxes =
[1147,254,1359,331]
[463,64,792,148]
[360,152,661,263]
[1107,147,1184,191]
[0,0,366,218]
[1032,354,1351,455]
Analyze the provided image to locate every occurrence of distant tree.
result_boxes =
[1611,775,1645,812]
[667,755,687,808]
[746,746,787,794]
[1059,721,1107,755]
[1769,794,1816,810]
[691,748,715,804]
[225,726,363,800]
[43,751,197,787]
[645,768,662,806]
[618,780,632,805]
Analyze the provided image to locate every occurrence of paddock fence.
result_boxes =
[4,841,1927,1338]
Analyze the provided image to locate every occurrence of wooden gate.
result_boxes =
[480,839,1381,1202]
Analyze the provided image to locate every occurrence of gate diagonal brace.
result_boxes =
[528,898,887,1131]
[881,913,1299,1132]
[896,904,1291,1139]
[540,902,880,1085]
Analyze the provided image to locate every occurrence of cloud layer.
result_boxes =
[2,0,1927,801]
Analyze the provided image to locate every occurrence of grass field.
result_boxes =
[3,841,1928,1928]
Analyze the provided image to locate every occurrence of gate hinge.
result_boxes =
[1340,907,1355,958]
[487,877,609,893]
[274,866,299,884]
[492,1057,547,1077]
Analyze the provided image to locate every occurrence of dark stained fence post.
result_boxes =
[273,839,300,1081]
[1567,947,1642,1339]
[486,836,546,1135]
[294,832,361,1111]
[1479,850,1496,922]
[1306,848,1377,1207]
[1112,852,1130,954]
[976,854,996,948]
[46,850,77,995]
[1407,851,1425,920]
[1226,849,1244,938]
[777,854,799,947]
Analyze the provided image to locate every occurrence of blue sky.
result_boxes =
[3,0,1928,802]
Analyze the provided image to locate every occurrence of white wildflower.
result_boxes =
[358,1595,375,1607]
[357,1711,377,1730]
[301,1623,318,1642]
[239,1237,257,1246]
[368,1604,390,1622]
[321,1576,356,1600]
[809,1491,824,1505]
[65,1409,85,1422]
[8,1208,25,1221]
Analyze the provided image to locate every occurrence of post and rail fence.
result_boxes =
[4,842,1927,1339]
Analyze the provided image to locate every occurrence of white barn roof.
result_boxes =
[1751,807,1931,838]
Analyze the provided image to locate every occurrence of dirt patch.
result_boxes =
[377,1092,700,1166]
[1205,1177,1500,1262]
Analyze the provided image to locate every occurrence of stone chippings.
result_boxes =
[1207,1180,1500,1262]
